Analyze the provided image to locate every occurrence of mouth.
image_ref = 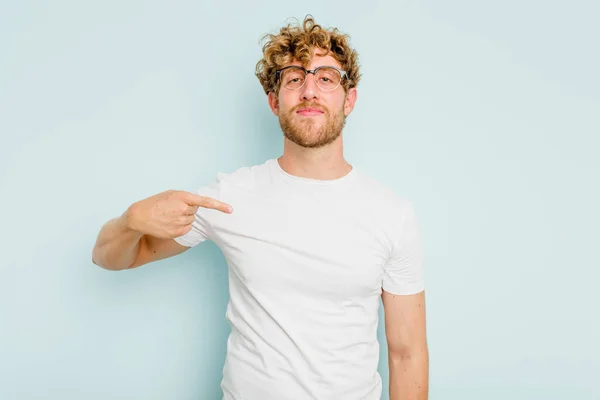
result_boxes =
[296,107,325,116]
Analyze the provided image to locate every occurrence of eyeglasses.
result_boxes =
[275,65,348,92]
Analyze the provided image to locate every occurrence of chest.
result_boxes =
[210,186,391,300]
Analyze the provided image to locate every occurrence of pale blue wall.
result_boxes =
[1,1,598,399]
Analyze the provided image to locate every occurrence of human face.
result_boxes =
[268,51,357,148]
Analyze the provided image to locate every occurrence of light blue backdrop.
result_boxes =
[1,1,598,399]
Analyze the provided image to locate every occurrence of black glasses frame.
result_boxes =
[275,65,348,91]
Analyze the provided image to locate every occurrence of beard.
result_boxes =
[278,102,346,148]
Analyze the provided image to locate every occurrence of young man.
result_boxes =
[92,16,428,400]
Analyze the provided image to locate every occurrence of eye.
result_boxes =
[283,70,305,84]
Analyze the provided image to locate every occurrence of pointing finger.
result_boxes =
[184,192,233,214]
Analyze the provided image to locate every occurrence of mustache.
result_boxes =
[292,102,327,113]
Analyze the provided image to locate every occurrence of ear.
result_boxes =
[268,91,279,116]
[344,87,357,116]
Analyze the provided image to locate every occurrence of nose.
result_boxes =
[300,73,319,101]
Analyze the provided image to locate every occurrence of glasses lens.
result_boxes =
[281,67,306,90]
[315,67,341,91]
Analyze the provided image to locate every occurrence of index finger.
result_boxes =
[183,192,233,214]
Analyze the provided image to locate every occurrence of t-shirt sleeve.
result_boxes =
[172,181,221,248]
[382,201,426,295]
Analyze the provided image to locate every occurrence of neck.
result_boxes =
[278,136,352,180]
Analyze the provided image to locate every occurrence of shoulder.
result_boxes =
[351,169,414,217]
[214,159,274,188]
[189,159,273,201]
[351,170,423,259]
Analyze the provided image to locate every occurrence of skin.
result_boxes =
[383,290,429,400]
[92,46,428,400]
[267,49,357,181]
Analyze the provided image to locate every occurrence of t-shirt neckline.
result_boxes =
[269,158,357,187]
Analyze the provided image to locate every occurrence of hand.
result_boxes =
[125,190,232,239]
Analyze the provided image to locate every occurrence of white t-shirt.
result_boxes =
[174,158,425,400]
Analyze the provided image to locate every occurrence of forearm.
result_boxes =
[92,208,143,271]
[389,350,429,400]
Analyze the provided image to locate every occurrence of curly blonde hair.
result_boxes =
[255,15,361,95]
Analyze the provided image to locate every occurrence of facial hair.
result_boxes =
[278,102,346,149]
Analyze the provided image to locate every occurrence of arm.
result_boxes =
[382,289,429,400]
[92,189,232,271]
[91,207,189,271]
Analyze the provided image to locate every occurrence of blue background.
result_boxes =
[1,1,598,399]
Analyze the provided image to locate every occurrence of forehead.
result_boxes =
[288,49,342,70]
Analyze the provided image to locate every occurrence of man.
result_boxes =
[92,16,428,400]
